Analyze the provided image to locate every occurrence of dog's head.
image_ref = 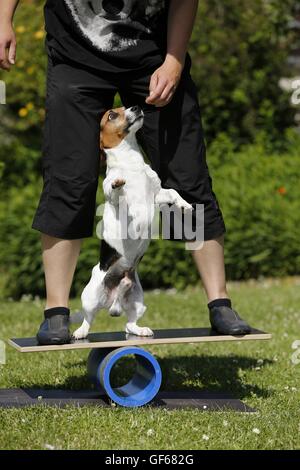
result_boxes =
[100,105,144,160]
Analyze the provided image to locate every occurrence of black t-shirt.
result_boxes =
[44,0,170,73]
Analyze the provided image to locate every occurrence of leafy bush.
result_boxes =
[211,129,300,280]
[0,0,46,193]
[191,0,295,145]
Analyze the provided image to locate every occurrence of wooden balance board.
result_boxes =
[6,327,271,409]
[8,327,271,353]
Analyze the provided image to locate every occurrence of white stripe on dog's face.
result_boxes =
[100,106,144,149]
[64,0,166,52]
[124,107,144,133]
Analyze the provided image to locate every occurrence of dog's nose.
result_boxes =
[131,105,141,113]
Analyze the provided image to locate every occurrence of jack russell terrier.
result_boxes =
[72,105,192,340]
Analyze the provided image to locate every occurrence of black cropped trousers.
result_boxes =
[32,48,225,241]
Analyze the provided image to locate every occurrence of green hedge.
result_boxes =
[211,130,300,280]
[190,0,295,144]
[1,132,300,298]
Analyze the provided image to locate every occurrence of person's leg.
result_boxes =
[190,235,251,335]
[119,57,251,334]
[32,53,117,344]
[191,234,228,303]
[42,235,81,309]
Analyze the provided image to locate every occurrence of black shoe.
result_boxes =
[37,307,71,345]
[209,306,252,335]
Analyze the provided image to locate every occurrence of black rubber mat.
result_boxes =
[0,388,256,412]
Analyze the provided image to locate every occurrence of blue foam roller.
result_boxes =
[87,346,162,407]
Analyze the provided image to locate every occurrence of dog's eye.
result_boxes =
[108,111,118,121]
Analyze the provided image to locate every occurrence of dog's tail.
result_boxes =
[69,311,84,324]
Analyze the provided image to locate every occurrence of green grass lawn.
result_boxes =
[0,278,299,450]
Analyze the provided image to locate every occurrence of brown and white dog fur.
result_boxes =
[72,105,192,340]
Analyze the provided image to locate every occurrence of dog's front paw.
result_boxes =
[176,198,193,212]
[183,202,193,212]
[112,178,126,189]
[72,325,89,340]
[126,324,154,337]
[138,327,154,337]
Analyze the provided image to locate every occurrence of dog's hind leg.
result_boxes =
[73,264,106,340]
[123,271,153,337]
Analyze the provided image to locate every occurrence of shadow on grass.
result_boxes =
[158,355,273,399]
[24,354,273,399]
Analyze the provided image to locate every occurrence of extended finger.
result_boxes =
[145,73,159,103]
[8,40,16,64]
[146,76,168,103]
[152,90,175,107]
[159,82,177,101]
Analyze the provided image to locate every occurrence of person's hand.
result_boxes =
[0,22,16,71]
[145,56,184,107]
